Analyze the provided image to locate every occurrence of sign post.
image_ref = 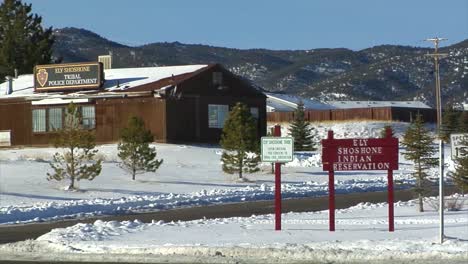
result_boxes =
[261,125,294,231]
[322,127,398,232]
[327,131,335,231]
[274,126,282,231]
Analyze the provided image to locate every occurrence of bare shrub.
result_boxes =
[446,196,465,211]
[424,195,465,211]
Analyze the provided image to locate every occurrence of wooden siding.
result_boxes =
[267,107,437,123]
[164,64,267,143]
[0,63,267,146]
[0,99,32,146]
[166,96,266,143]
[95,97,166,143]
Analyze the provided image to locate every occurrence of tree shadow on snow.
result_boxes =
[155,180,246,188]
[83,188,164,196]
[0,192,80,201]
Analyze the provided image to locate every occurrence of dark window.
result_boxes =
[213,72,223,86]
[208,104,229,128]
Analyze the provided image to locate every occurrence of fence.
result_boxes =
[267,107,437,123]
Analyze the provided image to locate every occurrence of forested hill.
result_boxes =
[53,27,468,107]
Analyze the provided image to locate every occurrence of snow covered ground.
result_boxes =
[1,196,467,263]
[0,121,426,224]
[0,121,466,263]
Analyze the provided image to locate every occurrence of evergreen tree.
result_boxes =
[0,0,54,80]
[449,138,468,194]
[117,116,163,180]
[220,102,260,179]
[458,111,468,133]
[47,104,102,190]
[401,113,437,212]
[440,104,459,142]
[289,101,316,151]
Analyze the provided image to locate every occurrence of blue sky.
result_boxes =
[25,0,468,50]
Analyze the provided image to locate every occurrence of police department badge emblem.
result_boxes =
[36,69,48,87]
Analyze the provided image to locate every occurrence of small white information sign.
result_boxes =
[451,133,468,158]
[0,130,11,147]
[261,137,294,163]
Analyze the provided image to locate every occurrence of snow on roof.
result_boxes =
[266,93,335,112]
[0,64,208,98]
[327,101,432,109]
[103,65,208,91]
[0,74,35,97]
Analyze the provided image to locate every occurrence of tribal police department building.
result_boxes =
[0,62,266,147]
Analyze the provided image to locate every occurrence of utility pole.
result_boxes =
[425,37,447,244]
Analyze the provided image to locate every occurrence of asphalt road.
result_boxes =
[0,185,457,245]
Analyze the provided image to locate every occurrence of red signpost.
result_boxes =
[322,128,398,232]
[274,125,282,231]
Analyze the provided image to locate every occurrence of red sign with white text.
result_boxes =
[321,129,398,232]
[322,133,398,171]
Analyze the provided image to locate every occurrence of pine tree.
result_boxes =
[47,103,102,190]
[458,111,468,133]
[440,104,459,142]
[449,138,468,194]
[289,101,316,151]
[220,102,260,180]
[401,113,438,212]
[117,116,163,180]
[0,0,54,80]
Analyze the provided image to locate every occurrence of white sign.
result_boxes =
[0,130,11,147]
[261,137,294,163]
[451,133,468,158]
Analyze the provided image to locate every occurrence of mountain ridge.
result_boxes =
[52,27,468,108]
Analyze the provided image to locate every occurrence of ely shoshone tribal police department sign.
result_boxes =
[34,62,104,92]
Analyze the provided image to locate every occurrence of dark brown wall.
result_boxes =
[165,64,267,143]
[166,96,266,143]
[177,64,266,98]
[95,97,166,143]
[0,99,32,146]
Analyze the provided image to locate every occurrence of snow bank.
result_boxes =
[1,196,466,263]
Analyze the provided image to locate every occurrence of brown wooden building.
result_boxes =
[0,64,266,146]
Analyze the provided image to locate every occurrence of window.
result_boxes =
[250,107,259,119]
[208,104,229,128]
[31,105,96,132]
[32,109,46,132]
[48,108,62,131]
[212,72,223,86]
[81,106,96,129]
